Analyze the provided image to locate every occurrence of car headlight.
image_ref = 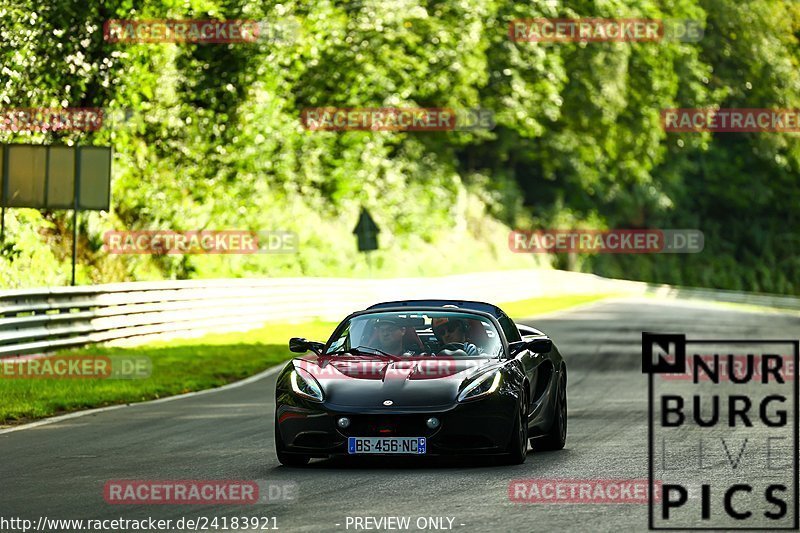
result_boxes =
[458,370,501,402]
[291,367,324,401]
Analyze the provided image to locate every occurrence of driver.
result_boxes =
[373,318,420,355]
[432,317,482,356]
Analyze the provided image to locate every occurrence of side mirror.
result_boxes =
[289,337,324,354]
[528,338,553,353]
[508,340,527,357]
[508,338,553,357]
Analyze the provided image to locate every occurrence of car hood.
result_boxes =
[293,355,499,409]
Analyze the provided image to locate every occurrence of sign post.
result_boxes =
[72,148,81,286]
[0,144,112,285]
[353,208,380,273]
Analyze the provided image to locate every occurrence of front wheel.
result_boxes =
[536,370,567,451]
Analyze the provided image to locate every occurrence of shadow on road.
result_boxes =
[267,447,574,473]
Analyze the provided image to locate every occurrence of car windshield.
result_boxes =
[325,310,503,358]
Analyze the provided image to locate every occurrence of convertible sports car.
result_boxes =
[274,299,567,466]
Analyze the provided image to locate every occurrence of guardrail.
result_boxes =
[1,270,797,358]
[644,285,800,310]
[0,270,598,357]
[0,280,280,357]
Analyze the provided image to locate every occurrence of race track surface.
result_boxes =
[2,298,798,532]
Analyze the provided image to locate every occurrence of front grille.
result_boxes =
[342,415,434,437]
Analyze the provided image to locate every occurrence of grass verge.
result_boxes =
[0,293,613,426]
[499,293,617,319]
[0,321,335,426]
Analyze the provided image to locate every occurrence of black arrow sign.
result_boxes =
[353,208,379,252]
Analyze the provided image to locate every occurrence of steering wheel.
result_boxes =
[440,342,466,351]
[437,343,468,357]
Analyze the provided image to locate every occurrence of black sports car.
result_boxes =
[274,299,567,466]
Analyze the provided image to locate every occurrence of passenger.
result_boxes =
[432,317,482,356]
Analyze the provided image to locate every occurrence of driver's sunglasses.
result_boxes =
[433,322,461,337]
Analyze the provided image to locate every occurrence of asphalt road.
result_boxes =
[1,298,798,532]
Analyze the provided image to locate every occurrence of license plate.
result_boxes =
[347,437,426,455]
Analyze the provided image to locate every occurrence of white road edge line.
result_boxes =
[0,363,286,436]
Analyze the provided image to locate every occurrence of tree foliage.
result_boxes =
[0,0,798,292]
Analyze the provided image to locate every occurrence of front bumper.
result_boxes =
[275,393,517,457]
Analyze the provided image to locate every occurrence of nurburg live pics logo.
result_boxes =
[643,333,799,530]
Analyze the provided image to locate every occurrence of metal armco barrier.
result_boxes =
[0,270,797,358]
